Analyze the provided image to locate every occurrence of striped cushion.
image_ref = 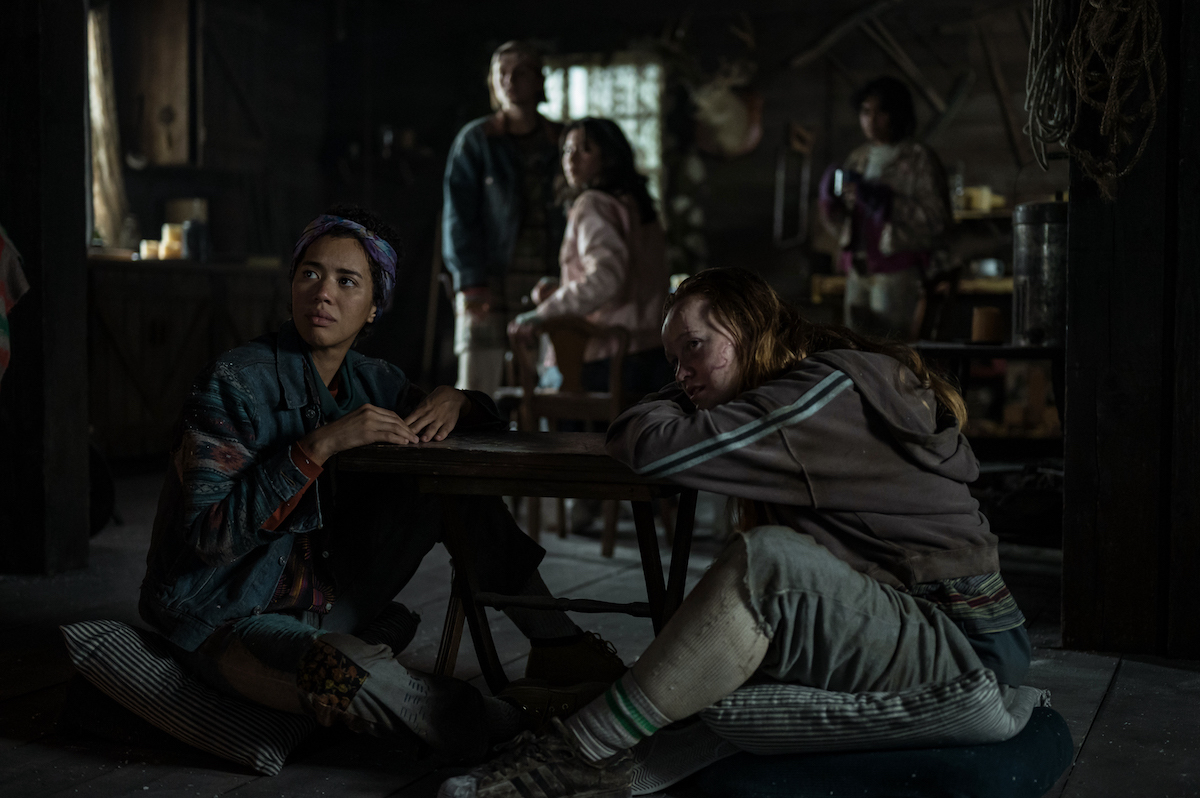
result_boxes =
[60,620,315,776]
[699,668,1048,755]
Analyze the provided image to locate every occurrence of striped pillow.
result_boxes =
[60,620,315,776]
[699,668,1049,755]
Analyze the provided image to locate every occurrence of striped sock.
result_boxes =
[565,671,673,762]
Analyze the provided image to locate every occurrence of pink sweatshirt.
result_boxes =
[534,190,669,362]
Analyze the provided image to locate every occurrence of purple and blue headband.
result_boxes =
[291,215,398,309]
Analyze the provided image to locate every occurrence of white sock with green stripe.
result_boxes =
[564,671,672,762]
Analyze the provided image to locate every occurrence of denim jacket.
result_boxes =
[140,322,496,651]
[441,112,564,292]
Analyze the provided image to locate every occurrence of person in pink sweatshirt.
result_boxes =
[443,267,1032,798]
[508,117,671,396]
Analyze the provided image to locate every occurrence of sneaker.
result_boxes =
[525,632,626,686]
[437,717,633,798]
[499,678,608,732]
[628,720,740,795]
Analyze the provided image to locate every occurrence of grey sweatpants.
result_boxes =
[740,526,984,693]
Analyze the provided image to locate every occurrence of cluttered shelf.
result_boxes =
[911,341,1063,445]
[810,273,1013,304]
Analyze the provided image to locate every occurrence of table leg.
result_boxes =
[662,489,698,624]
[632,500,667,633]
[434,571,466,678]
[439,497,510,694]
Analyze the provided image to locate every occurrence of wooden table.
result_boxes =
[336,431,698,692]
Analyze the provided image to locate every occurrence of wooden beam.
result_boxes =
[922,69,977,140]
[786,0,904,71]
[860,17,947,113]
[977,20,1035,167]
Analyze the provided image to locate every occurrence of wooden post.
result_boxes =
[1062,0,1198,655]
[1167,0,1200,659]
[0,0,90,573]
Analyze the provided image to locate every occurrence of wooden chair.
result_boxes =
[510,316,630,556]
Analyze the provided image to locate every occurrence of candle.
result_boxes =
[159,223,184,259]
[139,240,161,260]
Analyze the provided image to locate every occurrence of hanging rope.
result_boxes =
[1064,0,1167,199]
[1024,0,1072,170]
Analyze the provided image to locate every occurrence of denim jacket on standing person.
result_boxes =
[139,320,500,651]
[441,111,565,292]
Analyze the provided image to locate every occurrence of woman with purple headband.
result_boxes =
[140,206,625,760]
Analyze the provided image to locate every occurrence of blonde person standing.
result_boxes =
[443,41,566,396]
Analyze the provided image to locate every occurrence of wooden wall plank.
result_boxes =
[127,0,191,165]
[0,0,90,574]
[1062,0,1197,654]
[1168,0,1200,658]
[1063,165,1109,650]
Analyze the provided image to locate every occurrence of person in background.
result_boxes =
[443,40,566,397]
[819,75,952,340]
[508,117,672,397]
[440,268,1030,798]
[141,208,625,762]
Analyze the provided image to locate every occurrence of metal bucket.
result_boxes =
[1012,202,1068,346]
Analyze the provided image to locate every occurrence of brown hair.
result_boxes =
[487,40,547,110]
[664,267,967,427]
[559,117,658,224]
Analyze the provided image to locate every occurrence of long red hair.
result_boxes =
[664,268,967,427]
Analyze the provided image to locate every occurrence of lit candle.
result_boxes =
[139,240,161,260]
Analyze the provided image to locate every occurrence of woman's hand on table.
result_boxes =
[507,310,543,347]
[300,404,419,464]
[403,385,472,442]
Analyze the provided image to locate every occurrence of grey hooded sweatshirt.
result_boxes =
[607,348,999,589]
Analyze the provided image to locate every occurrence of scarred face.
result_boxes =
[291,235,377,359]
[662,295,743,410]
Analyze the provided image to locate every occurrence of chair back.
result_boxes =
[510,316,631,429]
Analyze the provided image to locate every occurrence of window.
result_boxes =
[539,54,665,201]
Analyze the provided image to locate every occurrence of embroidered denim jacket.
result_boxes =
[441,112,564,292]
[141,323,421,651]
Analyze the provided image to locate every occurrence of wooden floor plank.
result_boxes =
[1059,657,1200,798]
[0,642,76,703]
[1026,648,1120,798]
[39,760,256,798]
[1027,648,1121,759]
[0,682,70,745]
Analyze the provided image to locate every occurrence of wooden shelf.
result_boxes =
[953,209,1013,221]
[810,274,1013,304]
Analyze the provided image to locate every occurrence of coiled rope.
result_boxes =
[1065,0,1167,199]
[1024,0,1072,170]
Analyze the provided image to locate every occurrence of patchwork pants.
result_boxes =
[180,475,544,757]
